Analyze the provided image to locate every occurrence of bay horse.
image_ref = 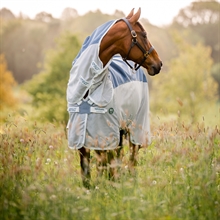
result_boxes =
[66,8,162,188]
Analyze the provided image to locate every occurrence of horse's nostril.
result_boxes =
[152,66,158,74]
[160,61,163,67]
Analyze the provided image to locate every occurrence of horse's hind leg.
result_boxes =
[129,143,140,168]
[128,132,140,172]
[79,147,91,188]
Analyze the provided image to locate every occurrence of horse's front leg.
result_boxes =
[95,150,120,181]
[79,147,91,188]
[95,150,107,178]
[109,147,123,180]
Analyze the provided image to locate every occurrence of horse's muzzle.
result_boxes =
[150,61,162,76]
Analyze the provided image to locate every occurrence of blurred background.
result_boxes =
[0,0,219,127]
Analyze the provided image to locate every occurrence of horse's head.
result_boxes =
[121,8,162,76]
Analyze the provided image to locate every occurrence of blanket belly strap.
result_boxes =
[68,101,107,114]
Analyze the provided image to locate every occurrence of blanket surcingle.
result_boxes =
[66,19,151,150]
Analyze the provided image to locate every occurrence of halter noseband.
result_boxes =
[121,18,154,71]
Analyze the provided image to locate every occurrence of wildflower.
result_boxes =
[152,180,157,185]
[20,139,25,143]
[50,195,56,200]
[49,145,54,149]
[46,158,51,164]
[180,167,184,172]
[36,158,41,166]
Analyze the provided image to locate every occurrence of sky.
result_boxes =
[0,0,204,26]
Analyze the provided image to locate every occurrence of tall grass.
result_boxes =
[0,114,219,220]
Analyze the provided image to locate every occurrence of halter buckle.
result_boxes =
[131,30,137,38]
[144,52,149,58]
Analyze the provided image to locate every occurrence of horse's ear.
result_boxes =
[126,8,134,19]
[129,8,141,23]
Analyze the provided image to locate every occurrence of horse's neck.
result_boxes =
[99,21,129,67]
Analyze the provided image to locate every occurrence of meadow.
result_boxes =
[1,2,219,219]
[0,111,219,220]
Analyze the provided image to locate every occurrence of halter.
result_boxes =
[121,18,154,71]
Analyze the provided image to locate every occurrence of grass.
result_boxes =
[0,113,219,220]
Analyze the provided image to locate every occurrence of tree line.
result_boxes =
[1,1,218,83]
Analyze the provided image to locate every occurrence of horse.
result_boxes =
[66,8,162,188]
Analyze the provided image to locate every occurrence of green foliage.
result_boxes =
[211,63,220,101]
[0,115,219,219]
[25,33,81,123]
[151,32,217,122]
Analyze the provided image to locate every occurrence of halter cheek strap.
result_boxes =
[121,18,154,71]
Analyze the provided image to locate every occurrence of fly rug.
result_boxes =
[66,8,162,188]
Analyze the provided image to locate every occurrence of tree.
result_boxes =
[172,0,220,63]
[173,0,219,26]
[0,8,15,21]
[151,33,217,122]
[0,18,61,83]
[25,33,81,123]
[0,54,17,110]
[113,10,125,18]
[61,8,78,21]
[35,12,54,23]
